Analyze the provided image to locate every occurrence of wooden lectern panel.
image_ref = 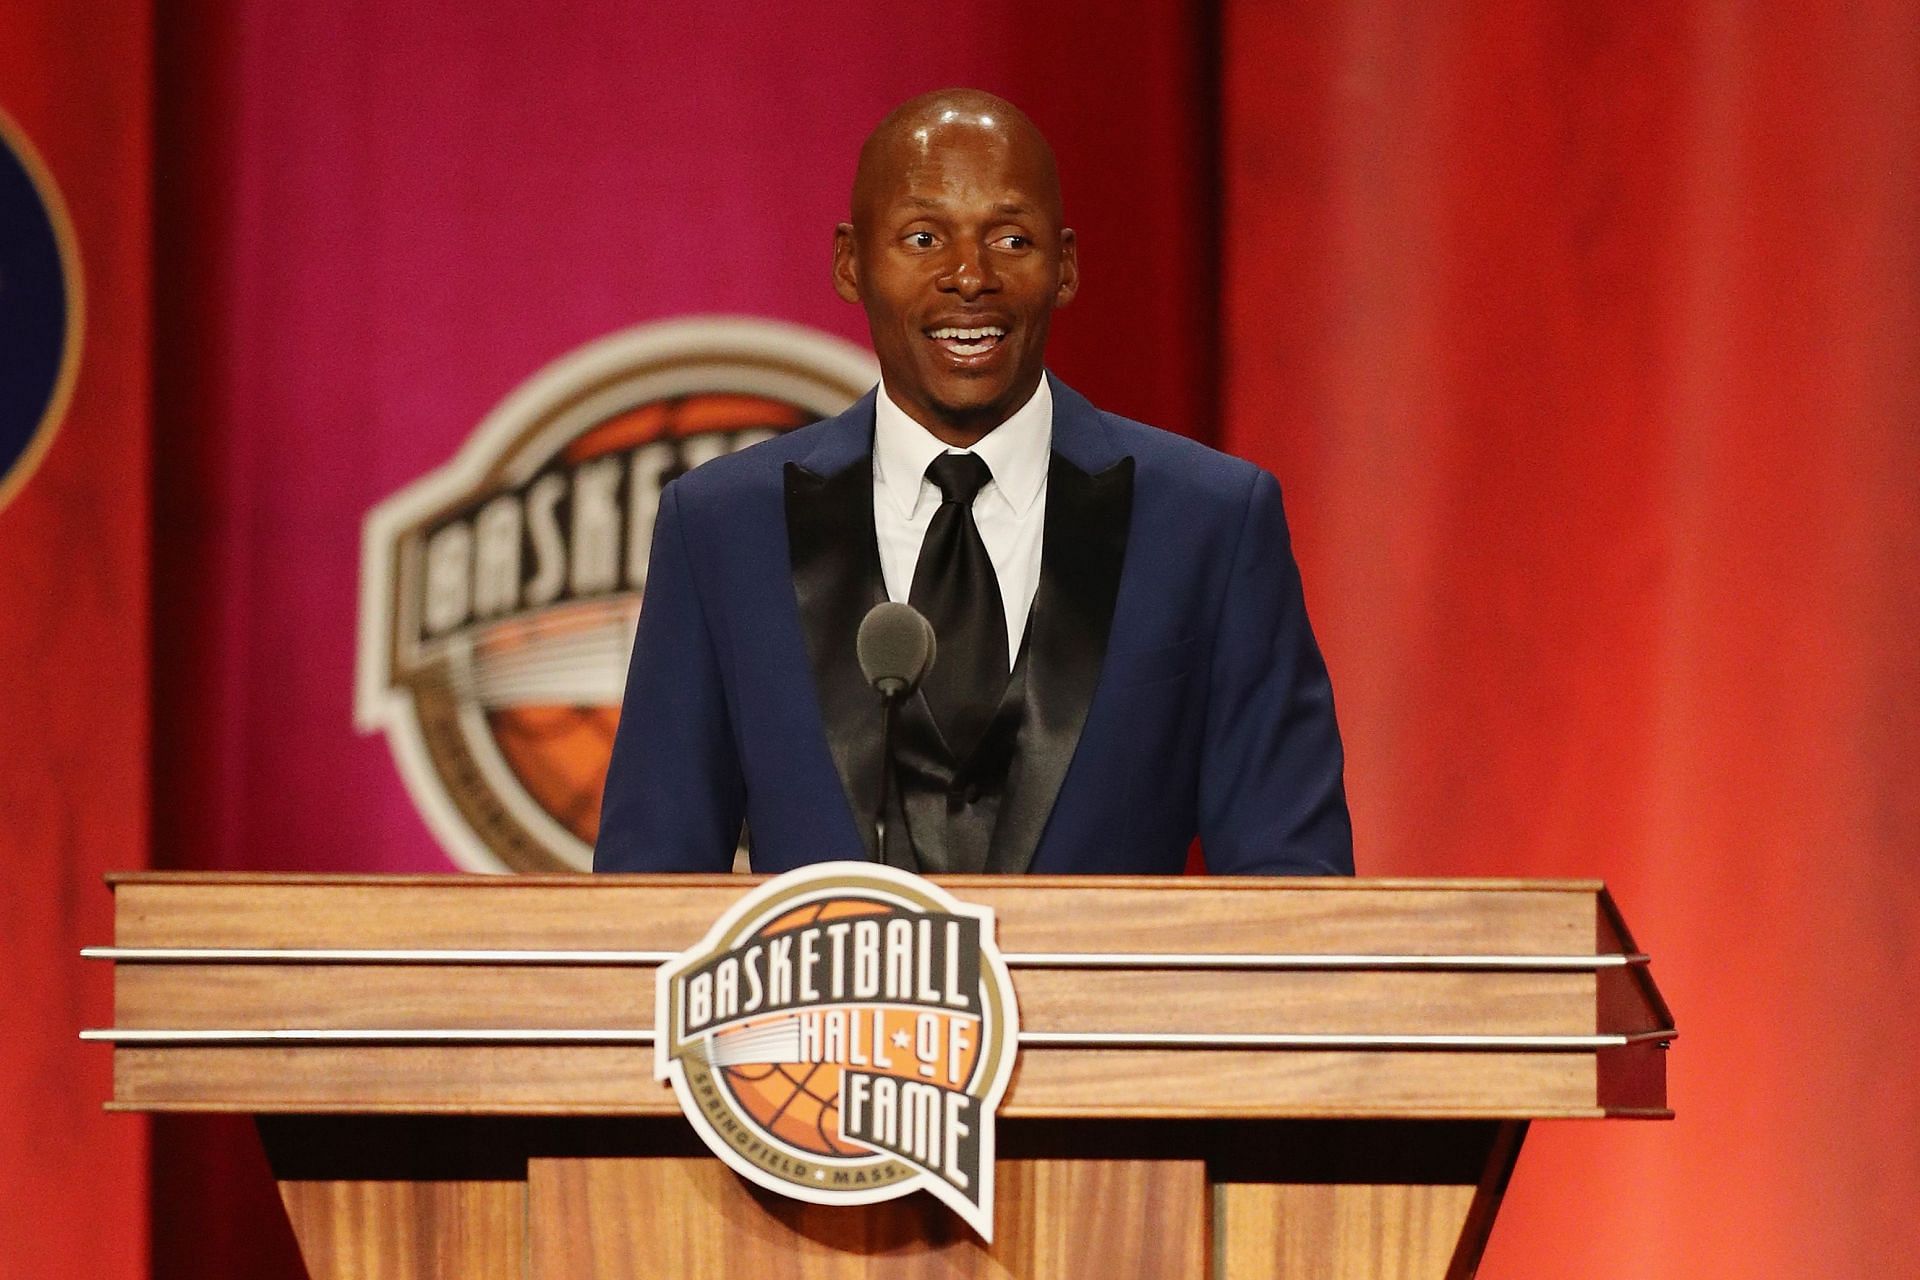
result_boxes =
[1221,1182,1481,1280]
[277,1180,524,1280]
[260,1116,534,1280]
[254,1116,1524,1280]
[114,961,1614,1036]
[103,874,1623,958]
[98,876,1671,1119]
[90,877,1673,1278]
[109,1041,1655,1117]
[525,1156,1207,1279]
[1215,1120,1525,1280]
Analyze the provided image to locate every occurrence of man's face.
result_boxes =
[834,120,1078,444]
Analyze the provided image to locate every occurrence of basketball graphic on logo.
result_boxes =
[657,864,1020,1237]
[359,319,878,872]
[692,901,991,1160]
[719,1042,865,1157]
[705,896,973,1160]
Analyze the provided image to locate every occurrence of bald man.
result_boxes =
[595,90,1351,876]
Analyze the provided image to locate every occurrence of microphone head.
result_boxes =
[857,602,936,699]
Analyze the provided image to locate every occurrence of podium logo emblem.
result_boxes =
[356,317,875,872]
[657,863,1019,1238]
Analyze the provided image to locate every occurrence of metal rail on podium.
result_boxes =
[85,873,1673,1278]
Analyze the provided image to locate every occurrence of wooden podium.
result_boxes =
[85,874,1672,1278]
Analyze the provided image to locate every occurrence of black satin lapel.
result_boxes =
[786,460,888,860]
[985,453,1134,873]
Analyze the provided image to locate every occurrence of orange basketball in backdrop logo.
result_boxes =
[481,394,812,845]
[358,319,878,872]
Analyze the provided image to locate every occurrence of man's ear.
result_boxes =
[832,224,862,303]
[1054,227,1079,308]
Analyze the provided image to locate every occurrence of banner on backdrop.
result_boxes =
[356,317,876,872]
[0,104,82,513]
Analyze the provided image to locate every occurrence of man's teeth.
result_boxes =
[930,326,1006,356]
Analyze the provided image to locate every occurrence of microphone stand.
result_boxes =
[875,686,902,858]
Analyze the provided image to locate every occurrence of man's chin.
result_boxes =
[924,372,1034,422]
[926,395,1018,435]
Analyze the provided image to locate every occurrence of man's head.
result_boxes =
[834,89,1078,447]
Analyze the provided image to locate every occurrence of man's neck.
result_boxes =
[872,375,1053,522]
[878,376,1047,449]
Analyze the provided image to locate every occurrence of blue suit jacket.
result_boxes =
[594,376,1352,875]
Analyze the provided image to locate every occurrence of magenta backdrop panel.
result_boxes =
[153,0,1215,878]
[151,4,1212,1272]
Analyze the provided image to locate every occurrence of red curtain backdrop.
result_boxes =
[1223,3,1920,1277]
[0,5,151,1280]
[0,1,1900,1275]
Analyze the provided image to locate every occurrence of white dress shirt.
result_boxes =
[872,375,1052,664]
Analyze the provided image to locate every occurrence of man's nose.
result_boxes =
[939,244,1000,299]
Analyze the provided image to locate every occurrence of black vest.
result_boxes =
[878,636,1029,875]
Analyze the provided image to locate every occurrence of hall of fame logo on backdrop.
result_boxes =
[657,863,1019,1238]
[356,317,877,872]
[0,104,84,515]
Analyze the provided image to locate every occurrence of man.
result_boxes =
[594,89,1351,876]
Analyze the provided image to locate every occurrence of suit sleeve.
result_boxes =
[593,481,744,872]
[1197,469,1354,875]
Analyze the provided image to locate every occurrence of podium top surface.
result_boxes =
[97,873,1630,954]
[86,874,1672,1121]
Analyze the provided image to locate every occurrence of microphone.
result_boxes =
[856,602,936,858]
[857,601,936,699]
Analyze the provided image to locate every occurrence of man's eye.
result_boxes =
[997,235,1031,250]
[907,231,937,248]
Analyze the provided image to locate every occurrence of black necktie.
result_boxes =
[909,453,1009,760]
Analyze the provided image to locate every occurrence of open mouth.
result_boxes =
[927,325,1008,358]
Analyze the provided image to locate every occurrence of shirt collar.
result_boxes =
[873,374,1053,520]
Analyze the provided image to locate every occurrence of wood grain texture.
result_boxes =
[1001,1048,1599,1116]
[1220,1182,1478,1280]
[96,876,1670,1118]
[1013,969,1599,1036]
[277,1179,524,1280]
[525,1156,1206,1278]
[243,1115,1534,1278]
[114,963,663,1030]
[95,876,1627,1280]
[109,1045,1604,1116]
[1215,1121,1526,1280]
[114,963,1603,1035]
[1445,1121,1528,1278]
[107,875,1606,955]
